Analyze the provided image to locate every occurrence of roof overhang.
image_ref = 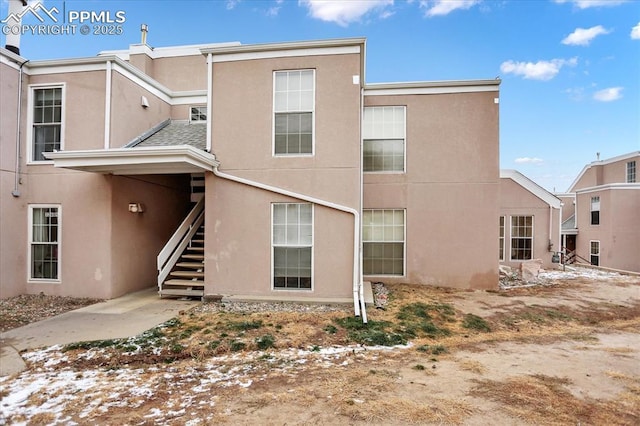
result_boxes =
[500,169,562,209]
[45,146,218,175]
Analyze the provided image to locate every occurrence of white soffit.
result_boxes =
[45,146,218,175]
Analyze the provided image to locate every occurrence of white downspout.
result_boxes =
[359,85,367,324]
[206,53,213,153]
[12,58,28,197]
[212,166,365,321]
[103,60,112,149]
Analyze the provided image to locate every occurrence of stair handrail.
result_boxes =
[157,197,205,286]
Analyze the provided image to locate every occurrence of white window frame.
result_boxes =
[627,161,636,183]
[362,106,407,174]
[590,240,600,266]
[189,105,207,123]
[272,69,316,157]
[271,203,314,291]
[26,83,66,164]
[510,215,534,261]
[362,209,406,277]
[590,196,600,225]
[499,215,505,261]
[28,204,62,283]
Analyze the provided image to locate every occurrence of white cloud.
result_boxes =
[553,0,627,9]
[226,0,241,10]
[631,22,640,40]
[593,87,623,102]
[515,157,544,164]
[420,0,480,17]
[500,57,577,81]
[266,6,280,16]
[299,0,393,26]
[562,25,610,46]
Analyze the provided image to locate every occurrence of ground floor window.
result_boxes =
[499,216,505,261]
[510,215,533,260]
[363,209,405,275]
[272,203,313,289]
[590,241,600,266]
[29,205,60,280]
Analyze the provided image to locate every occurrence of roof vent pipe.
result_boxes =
[4,0,28,55]
[140,24,149,45]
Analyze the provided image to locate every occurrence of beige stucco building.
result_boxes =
[1,32,503,312]
[558,152,640,272]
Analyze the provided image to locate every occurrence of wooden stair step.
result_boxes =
[164,279,205,287]
[191,239,204,244]
[187,247,204,252]
[170,271,204,278]
[160,289,204,298]
[176,262,204,269]
[182,254,204,260]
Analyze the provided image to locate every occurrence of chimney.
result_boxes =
[4,0,28,55]
[596,152,600,161]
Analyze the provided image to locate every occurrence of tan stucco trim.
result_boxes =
[45,146,218,175]
[365,79,500,95]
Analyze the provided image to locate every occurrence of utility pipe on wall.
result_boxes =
[212,166,367,323]
[12,58,28,197]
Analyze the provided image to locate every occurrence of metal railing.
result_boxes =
[157,197,205,288]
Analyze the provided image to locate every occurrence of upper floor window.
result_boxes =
[190,106,207,123]
[31,86,64,162]
[29,205,60,281]
[362,106,406,172]
[627,161,636,183]
[590,196,600,225]
[273,70,315,156]
[510,215,533,260]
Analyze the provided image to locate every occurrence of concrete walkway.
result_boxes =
[0,288,198,376]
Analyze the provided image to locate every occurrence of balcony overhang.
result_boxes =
[45,146,218,175]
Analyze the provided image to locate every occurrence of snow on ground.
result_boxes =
[0,343,410,424]
[539,265,639,282]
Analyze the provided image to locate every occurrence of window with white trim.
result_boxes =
[31,86,63,161]
[590,196,600,225]
[627,161,636,183]
[590,241,600,266]
[190,106,207,123]
[499,216,505,261]
[273,70,314,155]
[510,215,533,260]
[363,209,405,275]
[29,205,60,280]
[272,203,313,289]
[362,106,405,172]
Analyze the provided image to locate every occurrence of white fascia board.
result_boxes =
[211,45,361,63]
[365,80,500,96]
[100,42,241,60]
[0,48,28,70]
[45,146,219,174]
[171,91,207,105]
[501,169,562,209]
[575,183,640,195]
[568,151,640,192]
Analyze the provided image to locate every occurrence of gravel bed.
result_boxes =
[194,301,352,314]
[0,293,103,332]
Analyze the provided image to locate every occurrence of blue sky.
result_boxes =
[2,0,639,192]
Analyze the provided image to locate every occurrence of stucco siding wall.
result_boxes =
[363,91,499,289]
[110,174,191,298]
[109,71,171,147]
[204,175,354,300]
[210,53,361,209]
[152,56,208,92]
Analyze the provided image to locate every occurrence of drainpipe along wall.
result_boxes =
[12,59,28,197]
[212,166,367,323]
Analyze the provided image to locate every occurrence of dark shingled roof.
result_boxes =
[129,120,206,150]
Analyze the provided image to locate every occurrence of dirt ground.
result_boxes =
[1,268,639,425]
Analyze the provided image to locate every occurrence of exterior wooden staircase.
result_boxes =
[159,225,205,298]
[157,198,205,299]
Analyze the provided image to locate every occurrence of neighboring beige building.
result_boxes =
[558,152,640,272]
[499,170,562,270]
[0,31,501,312]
